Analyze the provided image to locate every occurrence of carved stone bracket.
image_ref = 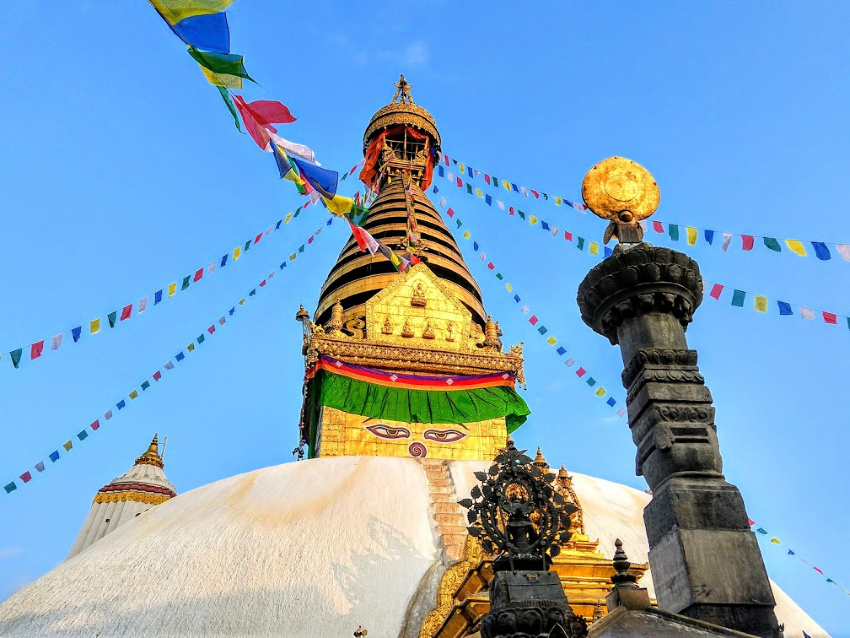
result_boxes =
[577,244,704,345]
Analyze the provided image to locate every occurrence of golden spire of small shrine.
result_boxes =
[134,434,164,469]
[392,74,415,104]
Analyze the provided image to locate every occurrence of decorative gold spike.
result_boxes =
[134,434,164,469]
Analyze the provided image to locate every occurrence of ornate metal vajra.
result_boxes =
[459,441,577,570]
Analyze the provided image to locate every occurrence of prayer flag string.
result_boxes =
[432,180,850,334]
[428,192,625,417]
[749,518,850,599]
[440,154,850,262]
[2,217,335,496]
[2,194,359,371]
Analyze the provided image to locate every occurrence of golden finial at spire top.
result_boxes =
[533,446,549,470]
[392,74,414,104]
[135,433,165,469]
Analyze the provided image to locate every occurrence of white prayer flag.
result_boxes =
[497,201,505,210]
[207,262,215,274]
[836,245,850,261]
[138,297,148,313]
[521,306,530,314]
[50,334,63,350]
[801,307,815,321]
[267,133,317,164]
[722,233,733,252]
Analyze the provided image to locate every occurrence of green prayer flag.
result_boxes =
[187,48,253,81]
[216,86,243,132]
[517,211,526,220]
[10,348,22,369]
[299,244,305,253]
[732,289,746,307]
[669,224,680,241]
[756,527,768,534]
[108,311,117,327]
[248,289,257,296]
[466,183,473,194]
[763,237,782,252]
[577,237,585,250]
[456,219,462,228]
[141,380,151,391]
[198,334,205,344]
[586,377,596,387]
[294,207,302,216]
[495,273,504,280]
[181,276,191,291]
[537,326,548,335]
[244,240,251,252]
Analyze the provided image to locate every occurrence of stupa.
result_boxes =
[0,79,827,637]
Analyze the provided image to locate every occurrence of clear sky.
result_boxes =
[1,1,849,634]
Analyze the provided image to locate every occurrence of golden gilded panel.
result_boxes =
[316,407,506,461]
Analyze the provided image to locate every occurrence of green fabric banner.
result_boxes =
[216,86,243,132]
[763,237,782,252]
[312,369,530,433]
[188,48,252,80]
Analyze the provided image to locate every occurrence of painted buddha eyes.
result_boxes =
[365,424,411,440]
[363,424,467,444]
[423,429,466,443]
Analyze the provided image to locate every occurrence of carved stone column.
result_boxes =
[577,244,781,637]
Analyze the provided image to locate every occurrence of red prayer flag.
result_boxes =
[444,154,450,166]
[208,325,216,334]
[308,235,314,244]
[530,189,539,199]
[238,99,296,125]
[652,220,664,233]
[814,567,824,575]
[20,471,32,483]
[741,235,755,251]
[233,95,272,149]
[349,164,358,175]
[823,311,838,324]
[509,207,515,216]
[747,518,755,526]
[153,371,162,382]
[447,208,455,218]
[564,231,573,242]
[90,419,100,431]
[529,315,539,326]
[709,284,724,300]
[576,367,587,378]
[484,174,491,184]
[456,177,462,187]
[31,340,45,360]
[259,280,267,287]
[193,268,204,282]
[487,262,495,270]
[120,304,132,321]
[254,233,262,244]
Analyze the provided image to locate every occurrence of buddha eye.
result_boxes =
[423,429,466,443]
[365,424,411,440]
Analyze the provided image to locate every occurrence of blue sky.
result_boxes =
[1,1,849,634]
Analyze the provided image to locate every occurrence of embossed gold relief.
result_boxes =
[315,407,506,461]
[93,491,172,506]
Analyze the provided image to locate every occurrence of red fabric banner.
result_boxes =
[120,304,132,321]
[710,283,724,299]
[193,268,204,283]
[742,235,755,251]
[31,341,44,360]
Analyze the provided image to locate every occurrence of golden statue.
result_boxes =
[581,156,660,245]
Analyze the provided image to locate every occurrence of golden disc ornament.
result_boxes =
[581,157,660,244]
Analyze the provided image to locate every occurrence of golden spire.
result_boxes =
[533,446,549,471]
[392,74,414,104]
[134,434,164,469]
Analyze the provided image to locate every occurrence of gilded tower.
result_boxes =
[298,77,529,461]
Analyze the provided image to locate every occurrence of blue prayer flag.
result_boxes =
[811,241,831,260]
[473,241,479,251]
[556,346,567,355]
[280,262,287,270]
[49,451,60,462]
[777,301,793,316]
[175,352,185,362]
[485,194,492,206]
[229,307,236,315]
[327,217,334,225]
[275,220,282,230]
[154,290,163,305]
[607,397,617,406]
[704,229,715,245]
[116,400,126,410]
[291,156,338,199]
[787,549,795,555]
[72,326,82,342]
[220,254,228,268]
[514,294,521,303]
[438,165,445,177]
[466,166,473,177]
[169,12,230,54]
[3,482,16,494]
[604,247,614,258]
[541,221,550,231]
[432,185,439,194]
[511,183,519,192]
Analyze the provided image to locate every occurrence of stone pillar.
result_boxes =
[577,244,781,637]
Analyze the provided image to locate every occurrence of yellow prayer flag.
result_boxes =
[150,0,235,24]
[546,336,557,346]
[502,180,511,192]
[770,537,781,544]
[90,318,101,335]
[187,343,195,352]
[168,283,177,297]
[687,227,698,245]
[129,390,138,400]
[284,213,293,225]
[239,298,246,305]
[290,253,296,261]
[595,387,606,397]
[554,197,562,205]
[463,230,471,239]
[529,216,538,225]
[233,246,242,261]
[589,242,599,255]
[785,239,807,256]
[323,195,354,215]
[200,66,242,89]
[475,189,483,198]
[754,296,768,312]
[459,163,465,173]
[506,284,512,291]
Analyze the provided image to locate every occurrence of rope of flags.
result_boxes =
[750,518,850,600]
[703,279,850,328]
[2,195,353,371]
[3,217,335,496]
[434,180,850,335]
[442,153,850,263]
[428,192,625,417]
